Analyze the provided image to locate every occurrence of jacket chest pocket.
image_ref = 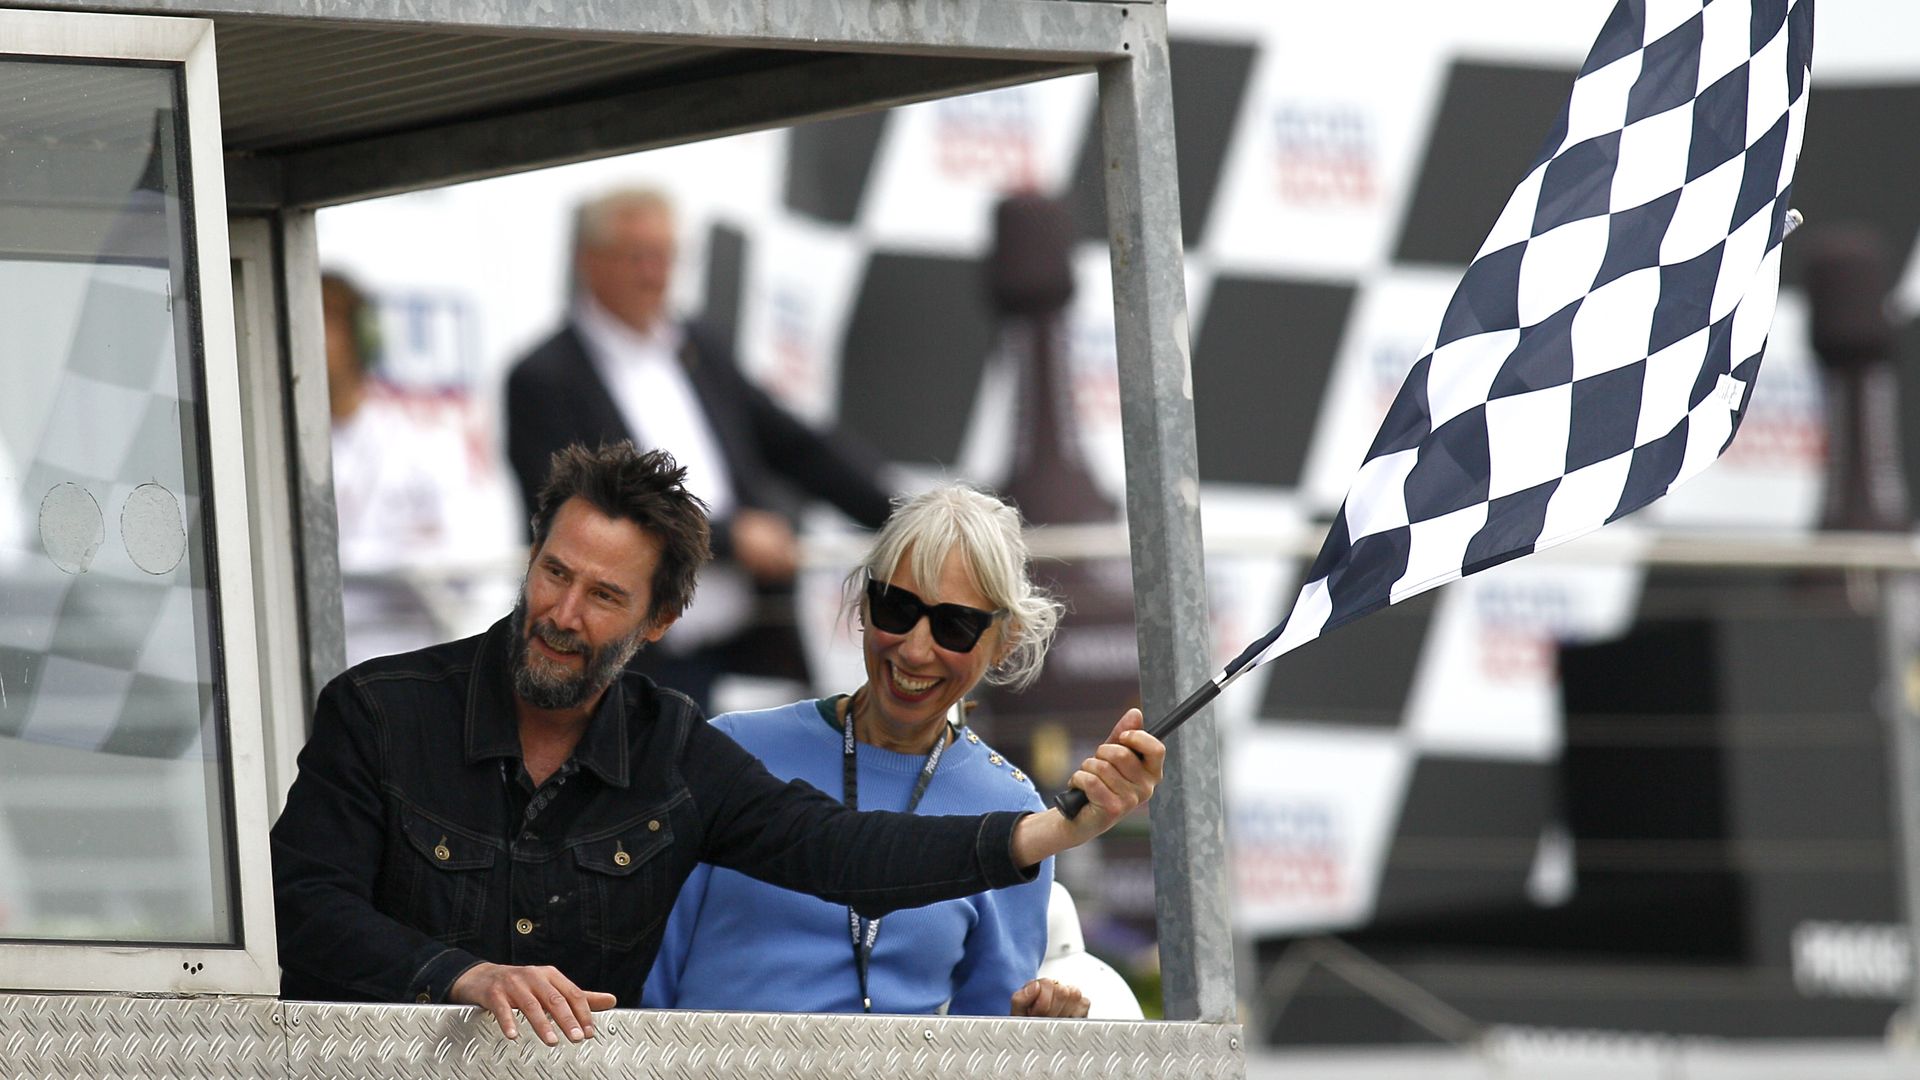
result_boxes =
[384,805,499,946]
[574,813,675,949]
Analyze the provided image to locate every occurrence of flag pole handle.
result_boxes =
[1054,677,1226,819]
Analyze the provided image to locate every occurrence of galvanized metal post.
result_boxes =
[1880,572,1920,1029]
[1098,5,1237,1024]
[276,210,348,709]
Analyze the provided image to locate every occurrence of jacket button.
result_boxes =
[613,850,631,867]
[515,918,534,936]
[433,843,451,862]
[415,993,431,1004]
[989,754,1004,766]
[648,820,661,832]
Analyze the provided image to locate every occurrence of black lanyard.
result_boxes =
[840,694,950,1013]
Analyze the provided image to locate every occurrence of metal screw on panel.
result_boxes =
[923,1030,935,1042]
[1229,1037,1240,1050]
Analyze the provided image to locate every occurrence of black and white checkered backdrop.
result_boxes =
[679,0,1917,962]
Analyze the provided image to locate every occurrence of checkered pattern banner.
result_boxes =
[1236,0,1815,674]
[0,189,218,760]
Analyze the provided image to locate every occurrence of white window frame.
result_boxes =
[228,216,310,820]
[0,8,278,996]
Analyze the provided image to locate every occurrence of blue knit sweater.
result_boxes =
[641,698,1050,1014]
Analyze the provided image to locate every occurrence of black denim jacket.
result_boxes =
[271,618,1032,1006]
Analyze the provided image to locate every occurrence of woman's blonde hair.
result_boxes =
[844,483,1062,691]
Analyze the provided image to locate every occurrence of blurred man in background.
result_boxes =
[504,187,891,709]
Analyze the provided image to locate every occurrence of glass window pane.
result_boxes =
[0,58,235,944]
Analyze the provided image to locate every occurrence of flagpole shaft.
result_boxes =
[1053,676,1225,818]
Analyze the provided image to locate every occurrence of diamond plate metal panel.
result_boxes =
[0,992,282,1080]
[0,994,1239,1078]
[282,1002,1244,1080]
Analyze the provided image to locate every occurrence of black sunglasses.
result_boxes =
[863,580,1005,653]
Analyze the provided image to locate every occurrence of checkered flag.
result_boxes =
[1052,0,1818,787]
[1237,0,1814,673]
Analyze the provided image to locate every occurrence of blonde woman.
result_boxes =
[643,483,1111,1017]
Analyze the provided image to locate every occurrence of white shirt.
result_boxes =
[572,296,752,651]
[333,387,490,573]
[332,385,516,665]
[573,296,735,519]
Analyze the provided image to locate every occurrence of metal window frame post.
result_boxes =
[1099,4,1237,1024]
[275,209,348,709]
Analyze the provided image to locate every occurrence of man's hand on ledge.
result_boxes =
[449,962,618,1043]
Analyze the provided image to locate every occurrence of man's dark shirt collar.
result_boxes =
[461,617,632,789]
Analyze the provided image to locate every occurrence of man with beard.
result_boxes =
[270,442,1164,1045]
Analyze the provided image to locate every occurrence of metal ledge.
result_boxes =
[0,993,1245,1079]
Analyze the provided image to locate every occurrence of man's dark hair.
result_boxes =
[531,442,712,624]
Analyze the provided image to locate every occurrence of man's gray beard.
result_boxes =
[509,598,647,711]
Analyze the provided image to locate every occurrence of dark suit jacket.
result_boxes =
[504,320,891,689]
[506,321,889,535]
